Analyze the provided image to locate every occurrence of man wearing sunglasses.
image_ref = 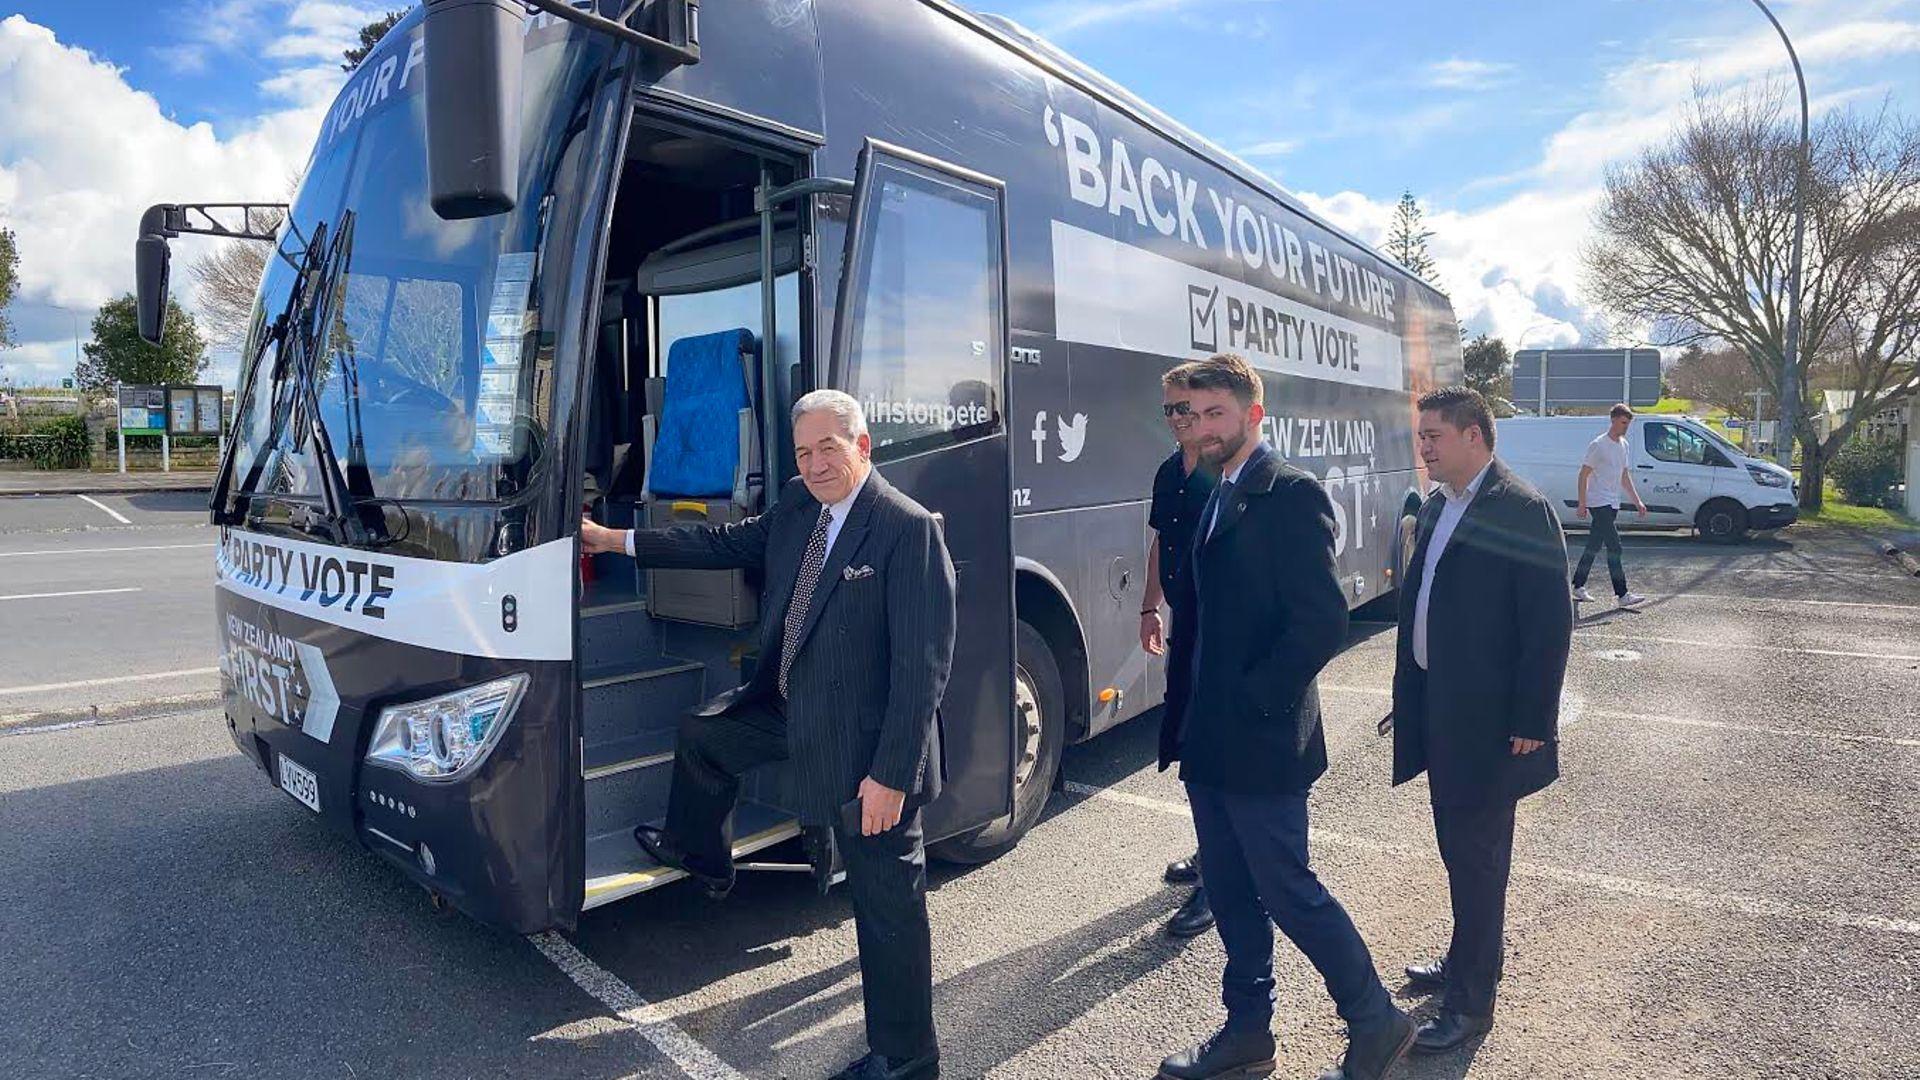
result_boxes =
[1142,366,1218,939]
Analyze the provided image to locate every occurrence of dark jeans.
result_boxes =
[664,702,937,1060]
[1572,504,1628,596]
[1432,799,1518,1017]
[1187,782,1395,1034]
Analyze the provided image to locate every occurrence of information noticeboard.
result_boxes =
[120,384,224,435]
[118,385,167,434]
[196,388,223,435]
[167,387,196,435]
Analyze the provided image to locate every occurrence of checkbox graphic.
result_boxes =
[1189,284,1219,352]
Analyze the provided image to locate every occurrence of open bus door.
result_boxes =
[828,141,1020,854]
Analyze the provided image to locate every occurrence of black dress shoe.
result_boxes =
[1403,956,1447,990]
[1158,1025,1276,1079]
[1413,1009,1493,1054]
[1165,851,1202,884]
[828,1050,939,1080]
[1166,886,1216,938]
[633,824,733,899]
[1317,1008,1415,1080]
[801,825,839,896]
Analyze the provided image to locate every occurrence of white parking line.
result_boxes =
[1579,631,1920,663]
[0,542,214,559]
[1584,709,1920,748]
[1643,593,1920,613]
[0,666,220,696]
[1061,782,1920,937]
[1318,684,1918,747]
[528,931,749,1080]
[75,495,132,524]
[0,586,141,603]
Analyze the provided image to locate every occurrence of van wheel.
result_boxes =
[929,621,1064,865]
[1697,499,1749,543]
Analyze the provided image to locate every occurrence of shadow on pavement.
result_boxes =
[0,750,657,1080]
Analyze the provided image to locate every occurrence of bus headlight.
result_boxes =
[366,674,529,782]
[1748,466,1791,488]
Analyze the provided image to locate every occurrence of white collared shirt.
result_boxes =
[622,469,871,558]
[1205,445,1260,542]
[821,468,871,556]
[1413,458,1494,671]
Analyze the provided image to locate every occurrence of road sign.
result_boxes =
[1512,348,1663,411]
[61,378,73,389]
[1724,418,1745,429]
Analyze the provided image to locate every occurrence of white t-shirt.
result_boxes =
[1583,433,1630,508]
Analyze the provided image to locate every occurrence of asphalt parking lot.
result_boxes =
[2,506,1915,1080]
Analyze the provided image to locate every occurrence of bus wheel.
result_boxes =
[929,621,1064,865]
[1697,499,1749,544]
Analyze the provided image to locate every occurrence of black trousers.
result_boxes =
[1431,798,1518,1017]
[1571,504,1627,596]
[663,701,938,1060]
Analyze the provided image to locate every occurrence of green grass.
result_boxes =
[1801,480,1916,532]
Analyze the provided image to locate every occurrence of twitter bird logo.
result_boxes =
[1057,413,1089,462]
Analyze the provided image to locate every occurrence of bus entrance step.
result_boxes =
[583,800,801,911]
[581,661,706,746]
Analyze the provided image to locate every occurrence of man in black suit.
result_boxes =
[580,389,957,1080]
[1390,387,1573,1054]
[1157,354,1413,1080]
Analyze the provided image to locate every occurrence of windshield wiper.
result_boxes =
[216,212,382,545]
[213,221,332,526]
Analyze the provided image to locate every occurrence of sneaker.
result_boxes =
[1616,592,1647,608]
[1571,586,1595,603]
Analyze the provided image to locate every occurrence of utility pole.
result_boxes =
[1750,0,1809,479]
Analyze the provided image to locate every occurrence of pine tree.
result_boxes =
[1386,190,1438,284]
[342,11,407,71]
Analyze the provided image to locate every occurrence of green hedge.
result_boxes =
[5,416,93,469]
[1829,437,1903,509]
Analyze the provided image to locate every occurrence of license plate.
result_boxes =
[278,754,321,813]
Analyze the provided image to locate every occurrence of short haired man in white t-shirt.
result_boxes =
[1572,404,1649,607]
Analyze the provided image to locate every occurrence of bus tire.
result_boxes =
[1696,499,1749,544]
[929,621,1064,865]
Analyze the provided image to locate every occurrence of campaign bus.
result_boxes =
[134,0,1461,933]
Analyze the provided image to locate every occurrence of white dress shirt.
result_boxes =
[1204,446,1259,542]
[624,470,871,558]
[820,469,870,556]
[1413,458,1493,671]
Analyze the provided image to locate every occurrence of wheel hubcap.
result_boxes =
[1012,665,1043,790]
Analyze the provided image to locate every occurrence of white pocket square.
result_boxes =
[843,564,875,580]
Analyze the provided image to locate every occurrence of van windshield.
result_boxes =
[226,15,605,504]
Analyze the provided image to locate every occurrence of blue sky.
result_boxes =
[4,0,1918,385]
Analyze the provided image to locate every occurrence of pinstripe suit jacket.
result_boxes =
[630,471,958,824]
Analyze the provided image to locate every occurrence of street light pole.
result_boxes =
[1750,0,1808,477]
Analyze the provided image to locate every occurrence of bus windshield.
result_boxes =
[227,16,606,505]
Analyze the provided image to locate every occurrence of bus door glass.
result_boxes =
[829,141,1017,839]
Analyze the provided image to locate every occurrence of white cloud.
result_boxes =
[1424,58,1515,91]
[1029,0,1202,37]
[0,7,371,384]
[1237,138,1298,159]
[1299,0,1920,351]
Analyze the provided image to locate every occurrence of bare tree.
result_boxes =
[1583,89,1920,508]
[1667,343,1768,416]
[187,206,287,352]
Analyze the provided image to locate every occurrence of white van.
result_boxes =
[1496,415,1798,542]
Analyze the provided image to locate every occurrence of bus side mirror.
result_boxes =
[423,0,524,220]
[136,209,174,345]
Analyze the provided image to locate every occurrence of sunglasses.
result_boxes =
[1161,401,1192,418]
